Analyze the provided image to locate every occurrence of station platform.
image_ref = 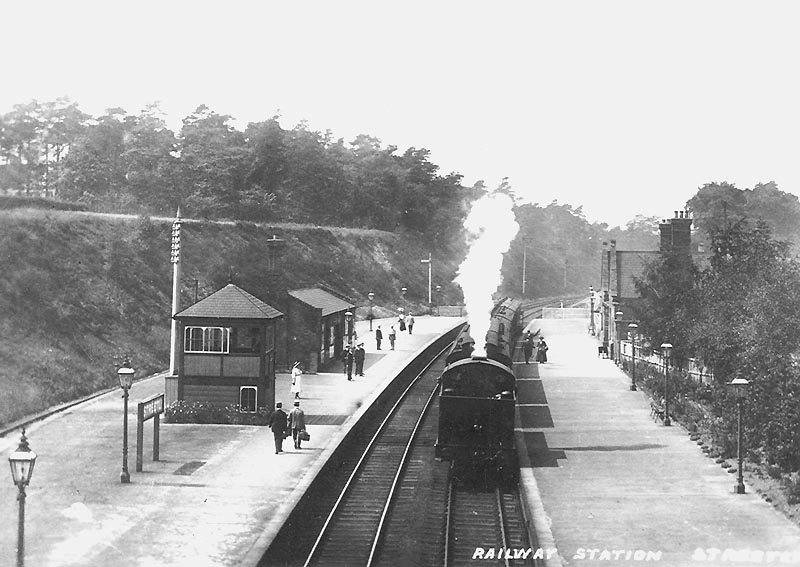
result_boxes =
[516,316,800,567]
[0,315,463,567]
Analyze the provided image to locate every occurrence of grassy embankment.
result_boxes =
[0,207,461,428]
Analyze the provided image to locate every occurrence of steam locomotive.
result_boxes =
[435,297,523,486]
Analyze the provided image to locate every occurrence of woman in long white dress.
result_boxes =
[291,361,303,399]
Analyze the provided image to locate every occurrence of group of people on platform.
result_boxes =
[373,311,414,352]
[341,342,366,380]
[267,398,307,454]
[522,330,549,364]
[270,312,422,454]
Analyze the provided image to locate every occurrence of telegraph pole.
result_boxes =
[169,207,182,375]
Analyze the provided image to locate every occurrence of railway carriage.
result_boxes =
[435,298,522,486]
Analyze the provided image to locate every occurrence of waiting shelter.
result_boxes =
[286,287,355,373]
[168,283,284,411]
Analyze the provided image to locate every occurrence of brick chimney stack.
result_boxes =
[659,210,692,256]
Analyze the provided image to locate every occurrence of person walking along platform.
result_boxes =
[289,401,306,449]
[291,361,303,399]
[268,402,288,454]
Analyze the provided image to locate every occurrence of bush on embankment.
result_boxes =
[0,208,465,428]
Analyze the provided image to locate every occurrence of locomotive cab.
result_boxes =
[435,357,517,462]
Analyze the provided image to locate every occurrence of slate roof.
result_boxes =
[174,284,283,320]
[288,288,354,317]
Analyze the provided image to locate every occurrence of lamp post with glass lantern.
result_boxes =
[118,358,135,483]
[661,343,673,426]
[9,429,36,567]
[730,377,750,494]
[400,287,407,313]
[345,311,354,348]
[368,292,374,331]
[589,286,595,336]
[614,310,623,364]
[628,323,638,391]
[435,285,442,316]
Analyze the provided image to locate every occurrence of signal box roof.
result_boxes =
[288,287,354,316]
[174,284,283,320]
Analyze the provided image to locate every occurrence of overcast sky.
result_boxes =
[3,1,798,227]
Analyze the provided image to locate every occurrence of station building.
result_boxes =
[597,210,701,355]
[286,287,355,373]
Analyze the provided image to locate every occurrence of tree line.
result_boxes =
[0,99,471,250]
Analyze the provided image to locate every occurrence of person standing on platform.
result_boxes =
[407,313,415,334]
[268,402,288,454]
[398,311,406,332]
[536,337,549,363]
[354,343,366,376]
[523,336,534,364]
[344,346,354,380]
[389,326,397,350]
[291,361,303,399]
[289,401,306,449]
[375,325,383,350]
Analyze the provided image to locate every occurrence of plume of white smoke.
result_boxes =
[454,190,519,356]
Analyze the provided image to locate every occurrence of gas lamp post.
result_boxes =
[661,343,673,426]
[589,286,595,336]
[9,429,36,567]
[628,323,638,391]
[729,377,750,494]
[400,287,407,313]
[345,311,354,348]
[118,358,135,483]
[368,292,375,331]
[615,310,623,364]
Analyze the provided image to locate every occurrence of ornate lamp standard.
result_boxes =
[589,286,595,336]
[9,429,36,567]
[368,292,375,331]
[400,287,407,313]
[435,285,442,316]
[614,310,624,364]
[661,343,673,426]
[118,358,135,483]
[628,323,638,391]
[345,311,354,348]
[729,377,750,494]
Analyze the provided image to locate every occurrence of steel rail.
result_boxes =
[302,341,454,567]
[366,381,439,566]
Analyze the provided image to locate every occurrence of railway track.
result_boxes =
[444,484,537,567]
[300,344,451,567]
[264,303,568,567]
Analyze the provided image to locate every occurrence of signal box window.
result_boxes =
[184,327,230,353]
[230,327,261,354]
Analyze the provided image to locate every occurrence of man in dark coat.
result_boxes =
[343,346,354,380]
[354,343,366,376]
[523,337,534,364]
[268,402,288,454]
[375,326,383,350]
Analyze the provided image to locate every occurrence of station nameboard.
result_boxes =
[140,393,165,421]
